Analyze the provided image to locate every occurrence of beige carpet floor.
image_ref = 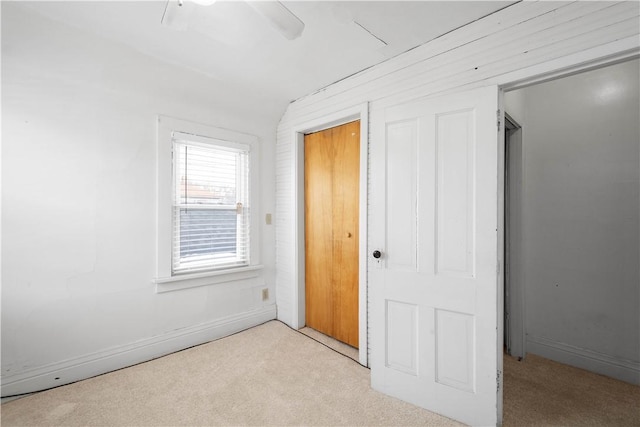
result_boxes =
[295,328,640,426]
[1,321,461,426]
[503,352,640,426]
[2,320,639,426]
[299,326,359,362]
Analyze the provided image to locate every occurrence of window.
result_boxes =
[172,133,250,274]
[155,116,260,292]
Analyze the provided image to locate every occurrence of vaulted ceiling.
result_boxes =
[18,1,515,108]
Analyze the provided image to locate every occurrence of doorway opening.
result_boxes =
[503,113,523,359]
[291,103,369,367]
[502,58,639,378]
[500,57,639,425]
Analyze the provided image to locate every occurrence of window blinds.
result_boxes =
[172,134,250,274]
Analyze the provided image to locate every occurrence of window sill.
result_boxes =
[153,265,263,293]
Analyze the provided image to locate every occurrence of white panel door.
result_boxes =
[370,86,500,426]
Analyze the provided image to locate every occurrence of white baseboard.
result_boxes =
[526,335,640,385]
[1,305,277,397]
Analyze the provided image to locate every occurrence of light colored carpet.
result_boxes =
[3,321,638,426]
[294,328,640,426]
[503,353,640,426]
[299,327,359,362]
[1,321,461,426]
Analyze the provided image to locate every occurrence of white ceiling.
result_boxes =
[19,1,514,110]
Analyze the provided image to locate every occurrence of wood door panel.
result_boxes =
[305,129,334,337]
[332,121,359,347]
[305,120,359,348]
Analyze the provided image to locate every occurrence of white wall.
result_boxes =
[1,3,278,395]
[504,59,640,384]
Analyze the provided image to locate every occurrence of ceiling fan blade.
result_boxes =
[247,1,304,40]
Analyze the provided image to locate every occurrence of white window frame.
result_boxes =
[154,116,261,293]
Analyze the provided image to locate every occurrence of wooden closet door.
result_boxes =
[305,120,360,348]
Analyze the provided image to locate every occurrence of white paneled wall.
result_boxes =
[275,1,640,362]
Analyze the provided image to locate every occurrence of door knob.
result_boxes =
[372,250,382,259]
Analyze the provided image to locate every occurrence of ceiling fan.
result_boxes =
[161,0,305,40]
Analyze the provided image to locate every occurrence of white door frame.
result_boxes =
[290,102,369,366]
[503,113,525,360]
[492,39,638,92]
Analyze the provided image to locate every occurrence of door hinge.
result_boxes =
[497,109,502,131]
[497,369,502,392]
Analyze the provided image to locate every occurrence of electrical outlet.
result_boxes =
[261,288,269,301]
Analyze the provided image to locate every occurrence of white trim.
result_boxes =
[0,306,277,397]
[290,103,369,367]
[172,131,251,152]
[494,36,640,91]
[527,335,640,385]
[358,104,369,367]
[496,94,505,427]
[154,264,264,293]
[503,122,526,360]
